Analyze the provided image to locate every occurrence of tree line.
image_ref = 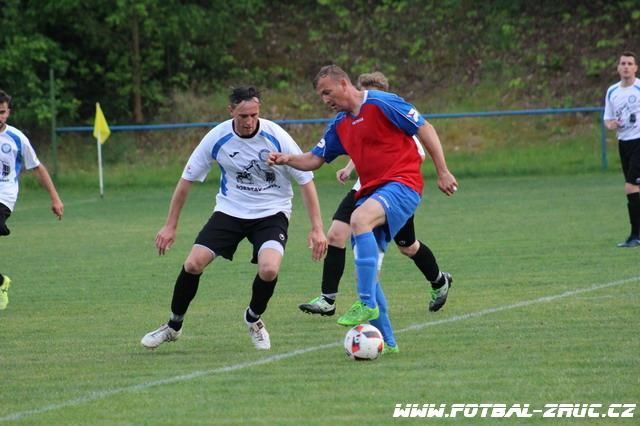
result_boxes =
[1,0,636,129]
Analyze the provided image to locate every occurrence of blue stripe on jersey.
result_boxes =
[211,133,234,160]
[6,130,22,180]
[366,90,425,135]
[259,130,282,152]
[218,164,228,196]
[607,84,619,102]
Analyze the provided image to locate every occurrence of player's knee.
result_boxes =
[397,241,419,257]
[327,228,349,247]
[183,259,205,275]
[258,264,279,282]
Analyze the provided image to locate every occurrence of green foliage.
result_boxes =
[0,0,636,131]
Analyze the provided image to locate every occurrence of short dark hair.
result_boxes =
[0,90,12,107]
[229,86,261,106]
[313,65,351,89]
[621,51,637,63]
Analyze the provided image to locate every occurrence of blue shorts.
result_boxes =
[355,182,421,251]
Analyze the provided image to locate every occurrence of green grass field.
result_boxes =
[1,173,638,425]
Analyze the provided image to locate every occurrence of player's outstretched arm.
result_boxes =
[267,151,326,171]
[299,180,328,261]
[32,164,64,219]
[156,178,193,256]
[416,122,458,196]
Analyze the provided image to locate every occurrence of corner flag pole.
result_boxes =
[93,103,111,198]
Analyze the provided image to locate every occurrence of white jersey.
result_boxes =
[351,135,426,191]
[183,118,313,219]
[0,125,41,211]
[604,78,640,141]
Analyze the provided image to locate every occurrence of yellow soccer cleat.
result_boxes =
[0,275,12,310]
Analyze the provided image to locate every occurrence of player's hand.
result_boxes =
[155,226,176,256]
[51,200,64,220]
[437,171,458,196]
[336,167,351,184]
[267,152,290,166]
[308,228,328,261]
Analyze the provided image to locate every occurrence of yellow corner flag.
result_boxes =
[93,102,111,144]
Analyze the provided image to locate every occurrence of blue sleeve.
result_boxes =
[310,116,347,163]
[367,90,425,136]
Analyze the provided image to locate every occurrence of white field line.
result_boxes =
[1,275,638,422]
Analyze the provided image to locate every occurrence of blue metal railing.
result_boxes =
[56,106,609,169]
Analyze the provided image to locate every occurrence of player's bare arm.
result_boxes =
[267,151,326,171]
[156,178,193,255]
[336,159,355,183]
[416,122,458,196]
[299,180,328,261]
[32,164,64,219]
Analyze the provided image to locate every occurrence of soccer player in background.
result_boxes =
[0,89,64,310]
[604,51,640,248]
[141,86,327,350]
[297,72,453,353]
[269,65,457,342]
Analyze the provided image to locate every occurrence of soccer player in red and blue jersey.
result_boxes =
[268,65,457,328]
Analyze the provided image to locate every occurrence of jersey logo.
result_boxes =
[236,159,276,185]
[1,143,11,154]
[407,108,421,123]
[229,151,240,158]
[1,160,10,177]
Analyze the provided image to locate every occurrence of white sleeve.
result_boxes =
[603,88,616,121]
[21,136,41,170]
[277,127,314,185]
[182,135,214,182]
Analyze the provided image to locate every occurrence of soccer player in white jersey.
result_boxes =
[604,51,640,247]
[298,72,453,354]
[0,89,64,309]
[141,86,327,350]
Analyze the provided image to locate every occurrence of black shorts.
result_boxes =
[619,138,640,185]
[331,189,417,247]
[332,189,357,224]
[0,203,11,236]
[194,211,289,263]
[393,215,417,247]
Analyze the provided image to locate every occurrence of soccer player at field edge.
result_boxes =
[268,65,457,332]
[141,86,327,350]
[604,51,640,248]
[0,89,64,310]
[297,71,453,354]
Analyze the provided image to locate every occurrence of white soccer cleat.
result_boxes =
[245,317,271,350]
[141,324,182,349]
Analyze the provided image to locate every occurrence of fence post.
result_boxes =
[49,68,58,180]
[600,118,608,170]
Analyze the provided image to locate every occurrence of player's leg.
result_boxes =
[244,212,289,350]
[339,182,420,326]
[0,204,13,309]
[299,190,355,315]
[0,202,11,236]
[394,217,453,312]
[617,139,640,247]
[141,212,240,349]
[370,283,400,354]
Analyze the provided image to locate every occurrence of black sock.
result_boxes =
[411,241,440,283]
[249,274,277,317]
[627,193,640,236]
[169,266,201,328]
[321,245,346,296]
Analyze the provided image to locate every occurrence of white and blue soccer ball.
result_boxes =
[344,324,384,361]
